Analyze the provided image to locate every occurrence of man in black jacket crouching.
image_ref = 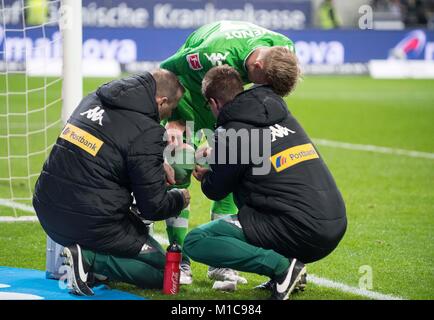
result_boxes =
[184,65,347,300]
[33,70,190,296]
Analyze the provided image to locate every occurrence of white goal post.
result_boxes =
[0,0,82,279]
[46,0,82,279]
[61,0,82,123]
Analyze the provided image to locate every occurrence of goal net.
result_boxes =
[0,0,81,223]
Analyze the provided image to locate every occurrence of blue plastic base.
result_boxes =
[0,267,145,300]
[45,270,60,280]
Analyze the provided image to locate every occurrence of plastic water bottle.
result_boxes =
[163,241,182,295]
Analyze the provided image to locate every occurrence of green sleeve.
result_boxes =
[160,46,184,75]
[160,22,296,127]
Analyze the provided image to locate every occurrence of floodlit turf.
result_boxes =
[0,76,433,300]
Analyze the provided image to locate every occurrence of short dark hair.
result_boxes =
[202,65,244,105]
[152,69,185,102]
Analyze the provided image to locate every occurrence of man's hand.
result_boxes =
[163,161,176,186]
[179,188,190,209]
[195,146,211,160]
[195,146,212,168]
[193,165,210,182]
[165,120,186,148]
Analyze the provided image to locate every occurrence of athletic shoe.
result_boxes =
[208,267,248,285]
[256,268,307,292]
[295,271,307,292]
[86,273,110,289]
[212,280,237,292]
[61,244,94,296]
[270,259,306,300]
[180,262,193,285]
[255,278,275,291]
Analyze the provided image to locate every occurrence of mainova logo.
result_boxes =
[389,30,427,60]
[295,41,345,65]
[1,31,137,64]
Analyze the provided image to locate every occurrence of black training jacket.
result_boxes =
[201,85,347,263]
[33,73,184,257]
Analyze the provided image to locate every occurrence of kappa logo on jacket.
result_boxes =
[269,124,296,142]
[80,106,105,126]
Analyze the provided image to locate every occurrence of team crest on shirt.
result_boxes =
[186,53,203,70]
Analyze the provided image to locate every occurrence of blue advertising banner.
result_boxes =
[1,0,312,30]
[1,26,433,65]
[1,1,433,75]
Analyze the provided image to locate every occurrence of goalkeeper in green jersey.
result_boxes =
[160,20,297,286]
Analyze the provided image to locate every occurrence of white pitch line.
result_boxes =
[307,274,403,300]
[151,231,403,300]
[0,199,35,213]
[0,203,406,300]
[0,138,425,300]
[0,216,39,222]
[313,138,434,160]
[0,199,37,221]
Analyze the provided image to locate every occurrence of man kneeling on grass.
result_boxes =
[185,65,347,300]
[33,70,189,296]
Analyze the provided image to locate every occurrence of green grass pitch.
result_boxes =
[0,75,433,300]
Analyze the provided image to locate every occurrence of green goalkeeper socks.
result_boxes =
[211,193,238,220]
[166,206,190,263]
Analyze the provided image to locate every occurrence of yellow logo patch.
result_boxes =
[270,143,319,172]
[59,123,104,157]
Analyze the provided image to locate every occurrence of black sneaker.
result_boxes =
[256,269,307,293]
[295,272,307,292]
[61,244,94,296]
[86,272,110,289]
[255,279,275,291]
[270,259,306,300]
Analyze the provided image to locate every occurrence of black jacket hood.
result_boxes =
[96,72,159,121]
[217,85,289,127]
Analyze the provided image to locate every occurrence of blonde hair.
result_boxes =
[263,47,300,97]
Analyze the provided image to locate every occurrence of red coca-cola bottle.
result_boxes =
[163,241,182,295]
